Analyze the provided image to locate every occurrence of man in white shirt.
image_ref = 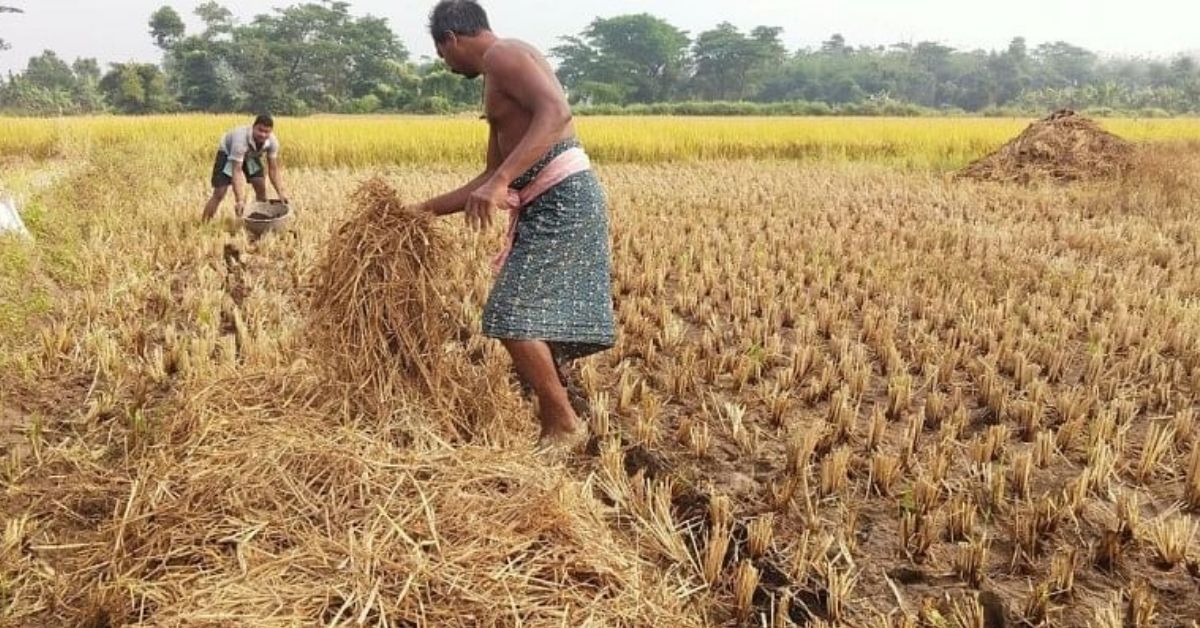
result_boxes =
[203,114,290,221]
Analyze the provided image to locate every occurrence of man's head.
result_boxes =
[429,0,491,79]
[251,114,274,147]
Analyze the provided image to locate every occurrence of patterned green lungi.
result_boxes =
[482,138,616,362]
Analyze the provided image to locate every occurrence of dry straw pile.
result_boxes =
[305,177,520,441]
[957,109,1135,183]
[309,178,451,400]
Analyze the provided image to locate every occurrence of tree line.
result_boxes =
[1,2,1198,116]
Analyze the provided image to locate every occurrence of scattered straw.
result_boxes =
[4,372,699,626]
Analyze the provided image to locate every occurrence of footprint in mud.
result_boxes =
[0,408,32,460]
[222,243,243,269]
[623,444,671,479]
[222,243,248,307]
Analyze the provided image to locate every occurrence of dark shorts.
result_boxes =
[210,150,265,188]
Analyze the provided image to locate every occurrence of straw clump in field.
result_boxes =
[957,109,1135,183]
[308,178,453,401]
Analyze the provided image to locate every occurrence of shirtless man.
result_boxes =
[413,0,616,450]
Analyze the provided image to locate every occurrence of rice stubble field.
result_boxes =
[1,115,1199,626]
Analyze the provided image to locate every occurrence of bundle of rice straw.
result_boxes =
[956,109,1134,183]
[309,178,452,402]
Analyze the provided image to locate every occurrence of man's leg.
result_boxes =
[502,339,587,446]
[515,348,569,400]
[203,186,228,222]
[250,177,268,202]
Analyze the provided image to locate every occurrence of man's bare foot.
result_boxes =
[536,420,589,452]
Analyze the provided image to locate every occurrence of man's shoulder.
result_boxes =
[496,37,536,50]
[485,39,545,68]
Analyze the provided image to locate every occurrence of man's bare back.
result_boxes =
[483,39,576,161]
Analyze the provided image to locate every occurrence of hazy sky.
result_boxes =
[1,0,1196,74]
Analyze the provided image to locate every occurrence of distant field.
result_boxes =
[2,114,1200,169]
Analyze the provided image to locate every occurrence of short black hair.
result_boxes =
[253,114,274,128]
[429,0,490,44]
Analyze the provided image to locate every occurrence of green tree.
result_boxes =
[369,61,421,110]
[987,37,1032,104]
[571,80,627,105]
[8,4,1198,116]
[415,60,481,109]
[156,3,238,111]
[24,50,76,92]
[910,42,956,106]
[194,1,235,38]
[147,2,411,114]
[174,42,236,111]
[1032,41,1097,88]
[552,14,690,104]
[691,23,750,100]
[70,58,104,112]
[551,35,597,97]
[750,27,787,64]
[0,80,74,114]
[72,58,100,83]
[149,6,186,50]
[0,50,106,114]
[100,64,145,112]
[343,15,409,97]
[756,55,814,102]
[100,63,176,113]
[224,2,408,113]
[690,23,786,101]
[821,34,849,55]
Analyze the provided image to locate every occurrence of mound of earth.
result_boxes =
[957,109,1135,183]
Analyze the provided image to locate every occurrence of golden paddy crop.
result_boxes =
[2,116,1200,626]
[4,114,1200,169]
